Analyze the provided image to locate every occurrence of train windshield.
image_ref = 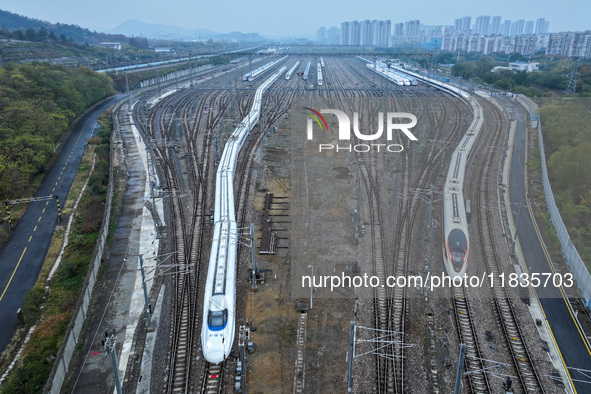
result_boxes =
[208,309,228,330]
[448,229,468,270]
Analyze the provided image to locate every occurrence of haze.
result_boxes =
[1,0,589,37]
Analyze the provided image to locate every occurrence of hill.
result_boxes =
[0,9,126,44]
[109,19,268,42]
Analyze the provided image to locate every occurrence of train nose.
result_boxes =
[204,350,225,364]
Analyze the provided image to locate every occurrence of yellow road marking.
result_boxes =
[0,248,27,302]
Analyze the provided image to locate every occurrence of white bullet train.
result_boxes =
[303,61,311,81]
[285,61,300,80]
[242,56,287,81]
[202,64,287,364]
[390,65,484,281]
[364,62,410,86]
[317,62,323,86]
[441,94,483,280]
[442,148,470,279]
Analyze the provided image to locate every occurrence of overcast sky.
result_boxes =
[1,0,588,37]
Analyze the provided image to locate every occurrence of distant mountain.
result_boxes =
[108,19,217,40]
[1,9,268,45]
[109,19,268,42]
[0,9,126,43]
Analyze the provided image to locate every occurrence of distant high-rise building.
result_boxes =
[404,20,420,37]
[351,21,360,44]
[462,16,472,31]
[535,18,550,34]
[316,26,327,43]
[394,23,404,36]
[474,15,491,35]
[359,20,372,45]
[454,18,463,31]
[511,19,525,36]
[524,21,534,35]
[340,22,350,45]
[327,27,340,45]
[502,20,511,36]
[547,32,591,57]
[340,19,390,46]
[379,20,391,46]
[490,16,501,34]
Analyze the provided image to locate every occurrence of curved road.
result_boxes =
[0,96,120,353]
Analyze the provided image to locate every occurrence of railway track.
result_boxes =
[133,78,237,392]
[199,61,298,393]
[125,56,550,393]
[474,97,544,393]
[452,286,492,392]
[319,58,471,393]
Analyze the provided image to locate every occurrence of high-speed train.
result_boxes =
[202,65,287,364]
[365,63,409,86]
[441,93,483,280]
[358,59,480,281]
[317,62,323,86]
[303,61,311,80]
[358,57,418,86]
[285,61,300,80]
[392,64,483,281]
[242,56,287,81]
[442,151,470,278]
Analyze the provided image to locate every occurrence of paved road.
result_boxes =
[0,97,120,353]
[504,97,591,393]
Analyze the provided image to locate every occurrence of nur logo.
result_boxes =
[304,107,418,153]
[303,107,329,134]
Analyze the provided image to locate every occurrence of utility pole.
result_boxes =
[251,223,257,288]
[427,185,435,269]
[174,109,179,142]
[125,73,131,110]
[454,344,466,394]
[355,160,360,238]
[139,256,152,327]
[308,264,314,309]
[145,142,160,238]
[150,181,160,238]
[102,331,122,394]
[347,321,356,393]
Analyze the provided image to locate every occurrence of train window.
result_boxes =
[208,309,228,330]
